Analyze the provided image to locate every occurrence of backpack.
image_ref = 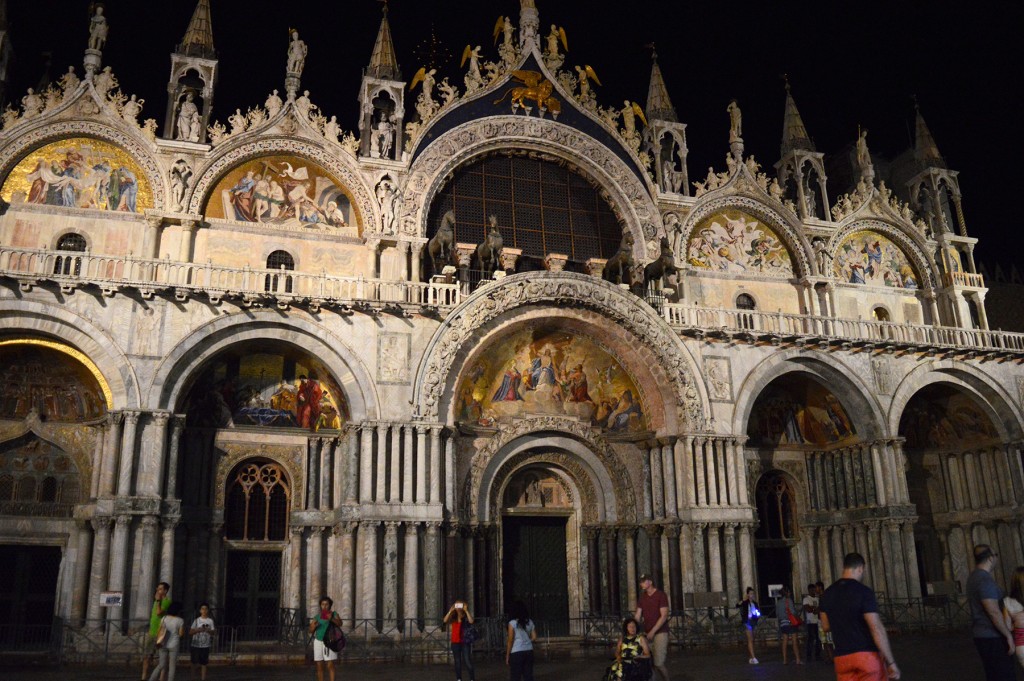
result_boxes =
[323,620,346,652]
[461,622,479,646]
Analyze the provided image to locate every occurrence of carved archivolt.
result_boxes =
[413,271,706,431]
[827,219,937,290]
[403,116,661,260]
[464,415,638,524]
[213,441,305,511]
[679,194,813,277]
[0,121,167,210]
[187,137,377,231]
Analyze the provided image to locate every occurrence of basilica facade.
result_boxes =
[0,0,1021,643]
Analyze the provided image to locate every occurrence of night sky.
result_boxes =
[4,0,1020,269]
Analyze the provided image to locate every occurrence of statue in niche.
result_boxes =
[812,237,830,274]
[376,177,399,234]
[177,93,200,142]
[373,112,395,158]
[427,210,456,273]
[88,5,108,51]
[475,215,504,276]
[727,99,742,142]
[170,159,193,213]
[286,30,307,76]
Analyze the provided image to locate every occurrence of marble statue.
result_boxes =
[59,67,80,99]
[373,113,395,158]
[287,30,308,76]
[661,160,683,194]
[170,159,193,212]
[120,94,143,124]
[42,86,62,112]
[88,5,108,51]
[21,89,43,118]
[93,66,117,99]
[727,100,742,142]
[321,115,340,143]
[812,237,831,273]
[462,45,484,91]
[438,78,458,106]
[376,177,399,234]
[228,109,247,135]
[856,128,873,176]
[411,68,438,121]
[177,93,199,141]
[295,90,313,119]
[265,90,283,118]
[546,26,567,57]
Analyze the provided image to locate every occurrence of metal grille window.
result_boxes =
[427,154,623,270]
[225,461,290,542]
[54,233,86,276]
[755,473,797,541]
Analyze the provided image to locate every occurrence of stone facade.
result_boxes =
[0,1,1021,639]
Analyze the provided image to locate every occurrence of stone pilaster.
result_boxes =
[86,516,112,624]
[133,516,160,621]
[107,514,131,623]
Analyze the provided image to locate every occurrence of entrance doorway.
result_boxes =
[502,515,569,635]
[224,551,282,640]
[0,545,61,650]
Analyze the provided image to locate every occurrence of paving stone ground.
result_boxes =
[2,632,1018,680]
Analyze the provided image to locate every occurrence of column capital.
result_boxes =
[722,524,736,537]
[140,515,160,529]
[122,410,142,425]
[384,520,401,534]
[361,519,381,530]
[145,215,164,230]
[151,411,172,426]
[425,521,443,533]
[91,516,112,532]
[162,517,180,531]
[643,524,663,538]
[663,524,681,539]
[108,411,125,427]
[289,526,305,539]
[180,219,198,233]
[115,514,132,527]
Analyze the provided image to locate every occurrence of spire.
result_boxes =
[645,48,677,122]
[178,0,215,59]
[914,103,945,168]
[780,78,814,155]
[367,2,400,80]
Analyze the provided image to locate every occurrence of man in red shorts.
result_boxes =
[819,552,899,680]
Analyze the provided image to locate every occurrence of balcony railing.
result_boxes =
[663,303,1024,353]
[944,271,985,288]
[0,246,461,309]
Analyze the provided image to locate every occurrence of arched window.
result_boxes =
[0,474,13,501]
[872,306,890,322]
[17,477,36,502]
[39,476,58,503]
[736,293,756,330]
[225,460,290,541]
[755,473,797,541]
[54,233,87,276]
[265,251,295,294]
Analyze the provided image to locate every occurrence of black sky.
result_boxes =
[4,0,1021,269]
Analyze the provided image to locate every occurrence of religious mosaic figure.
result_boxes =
[88,5,108,51]
[687,211,794,276]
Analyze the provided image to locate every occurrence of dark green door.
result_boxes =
[0,545,61,650]
[502,516,569,635]
[224,551,281,640]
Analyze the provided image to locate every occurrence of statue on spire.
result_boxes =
[88,5,109,51]
[287,30,308,77]
[856,126,875,182]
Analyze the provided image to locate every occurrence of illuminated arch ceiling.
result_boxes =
[0,339,111,421]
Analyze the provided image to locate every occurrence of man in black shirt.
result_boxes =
[819,552,899,680]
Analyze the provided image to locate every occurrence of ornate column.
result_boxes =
[676,437,692,508]
[89,422,107,499]
[361,521,379,623]
[178,219,196,263]
[333,436,345,508]
[445,433,457,513]
[165,416,184,499]
[132,516,160,621]
[307,527,324,613]
[429,426,443,504]
[99,412,124,496]
[375,423,389,503]
[623,527,638,611]
[679,524,694,592]
[321,438,335,509]
[207,523,223,610]
[645,524,663,587]
[107,515,131,624]
[963,452,981,509]
[665,524,682,608]
[411,242,424,282]
[641,445,653,521]
[725,439,740,506]
[817,526,833,586]
[423,522,442,625]
[693,437,708,507]
[86,517,112,624]
[116,411,140,496]
[884,521,908,598]
[661,441,677,518]
[604,526,621,616]
[345,425,359,503]
[723,524,739,603]
[870,441,887,507]
[71,520,94,625]
[585,527,601,613]
[707,523,723,593]
[389,426,402,503]
[444,525,460,609]
[383,522,400,629]
[403,425,415,503]
[738,523,755,595]
[901,522,922,597]
[691,523,707,592]
[285,527,303,613]
[404,523,420,626]
[892,440,910,503]
[338,523,357,626]
[146,412,171,497]
[714,439,727,506]
[416,425,428,503]
[159,517,177,584]
[866,521,886,594]
[359,424,374,503]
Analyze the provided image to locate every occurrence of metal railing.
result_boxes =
[0,245,461,308]
[663,302,1024,353]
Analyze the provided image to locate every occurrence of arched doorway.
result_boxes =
[753,471,799,605]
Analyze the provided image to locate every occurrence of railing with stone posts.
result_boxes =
[0,245,461,309]
[662,302,1024,353]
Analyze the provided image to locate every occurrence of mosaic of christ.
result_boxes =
[455,326,647,432]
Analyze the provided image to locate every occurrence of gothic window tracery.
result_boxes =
[225,460,290,542]
[755,472,797,541]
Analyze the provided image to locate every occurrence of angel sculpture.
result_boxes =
[546,25,567,57]
[574,65,601,105]
[621,101,647,137]
[461,45,484,91]
[494,16,518,65]
[410,67,439,121]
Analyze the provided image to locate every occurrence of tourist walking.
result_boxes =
[308,596,342,681]
[506,601,537,681]
[778,586,803,665]
[188,603,214,680]
[1002,565,1024,669]
[967,545,1015,680]
[737,586,760,664]
[633,574,670,681]
[803,582,821,661]
[603,616,651,681]
[148,601,184,681]
[819,552,900,680]
[142,582,172,681]
[443,598,476,681]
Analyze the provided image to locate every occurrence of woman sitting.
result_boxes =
[603,617,651,681]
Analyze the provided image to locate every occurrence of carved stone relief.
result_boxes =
[704,357,732,402]
[377,332,410,384]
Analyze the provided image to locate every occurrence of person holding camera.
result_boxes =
[737,586,760,664]
[188,603,215,680]
[443,598,476,681]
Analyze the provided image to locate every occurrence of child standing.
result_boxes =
[188,603,215,680]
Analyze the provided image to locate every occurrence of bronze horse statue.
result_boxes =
[475,215,504,276]
[427,210,456,273]
[602,231,635,285]
[643,236,680,291]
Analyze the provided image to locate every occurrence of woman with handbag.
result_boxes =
[779,586,804,665]
[308,596,342,681]
[443,598,476,681]
[148,601,184,681]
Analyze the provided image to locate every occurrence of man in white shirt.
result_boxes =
[803,582,821,661]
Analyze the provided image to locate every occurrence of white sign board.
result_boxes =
[99,592,123,607]
[767,584,784,598]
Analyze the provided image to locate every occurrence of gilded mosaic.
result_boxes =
[834,230,918,288]
[748,375,857,447]
[687,210,794,277]
[204,155,358,233]
[0,345,107,422]
[1,137,153,212]
[901,385,1000,450]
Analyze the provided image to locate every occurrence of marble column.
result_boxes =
[359,424,374,503]
[624,527,638,611]
[723,524,739,603]
[89,423,107,499]
[326,526,339,608]
[585,527,601,613]
[867,522,886,594]
[333,436,345,508]
[307,528,324,613]
[157,516,177,583]
[707,523,723,593]
[165,416,184,499]
[429,427,443,504]
[892,440,910,503]
[376,423,389,502]
[817,526,834,586]
[178,220,196,263]
[416,426,428,503]
[665,524,682,608]
[901,522,922,597]
[963,452,981,509]
[321,438,334,509]
[389,426,402,503]
[345,426,359,503]
[133,516,160,621]
[207,524,223,610]
[714,440,728,506]
[691,523,707,592]
[679,524,694,593]
[885,521,907,598]
[383,521,400,628]
[361,522,379,623]
[676,437,692,509]
[147,412,171,497]
[738,524,755,595]
[725,439,740,506]
[604,526,621,615]
[71,520,94,625]
[339,523,357,626]
[424,522,442,624]
[464,530,475,611]
[107,515,131,624]
[404,524,420,625]
[117,411,140,496]
[286,527,303,613]
[870,442,887,507]
[306,440,320,510]
[646,525,663,587]
[694,438,708,507]
[445,434,456,513]
[86,517,112,624]
[641,446,653,521]
[403,425,415,503]
[661,442,677,518]
[99,412,123,496]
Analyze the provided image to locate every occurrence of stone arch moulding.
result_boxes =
[402,116,662,261]
[412,271,708,432]
[731,348,887,442]
[148,310,379,420]
[0,301,140,409]
[827,218,938,290]
[186,137,378,232]
[213,443,304,513]
[678,194,814,278]
[887,360,1024,441]
[467,416,638,525]
[0,122,167,211]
